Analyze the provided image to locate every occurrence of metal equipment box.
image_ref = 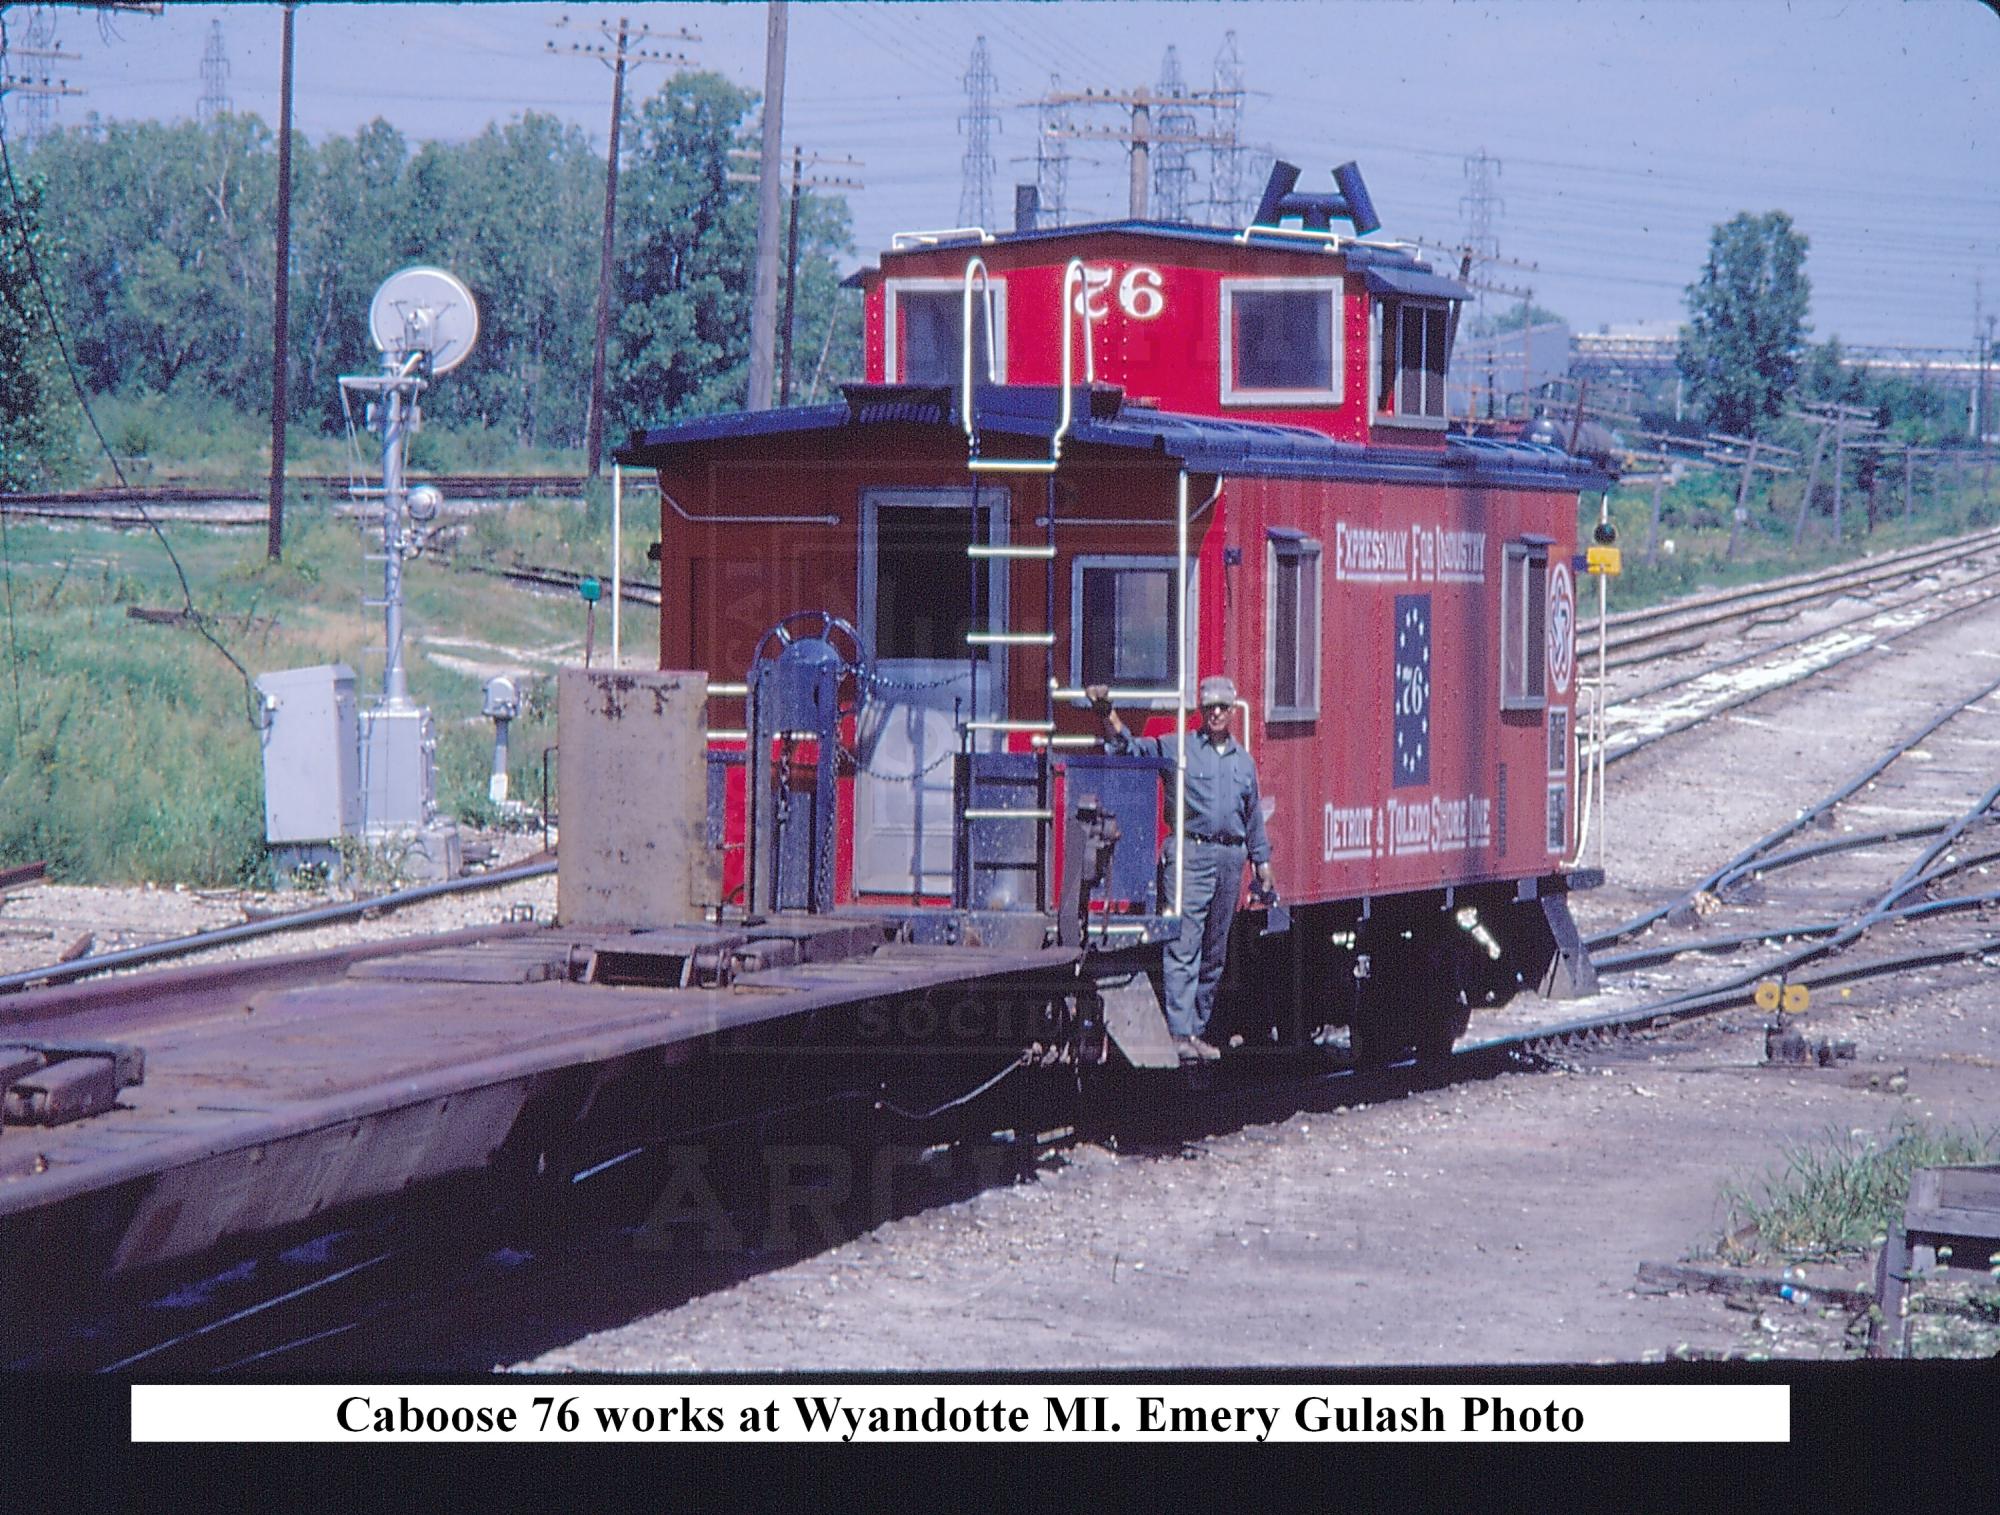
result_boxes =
[257,663,360,844]
[359,703,437,831]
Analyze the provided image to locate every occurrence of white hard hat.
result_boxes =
[1198,675,1237,706]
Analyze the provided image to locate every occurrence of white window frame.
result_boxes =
[1374,297,1452,430]
[1500,539,1550,712]
[1218,277,1343,407]
[1264,531,1323,723]
[884,277,1008,385]
[1068,554,1198,706]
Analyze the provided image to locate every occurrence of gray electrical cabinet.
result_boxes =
[358,703,461,882]
[257,663,360,845]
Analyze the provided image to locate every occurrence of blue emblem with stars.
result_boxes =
[1393,594,1431,788]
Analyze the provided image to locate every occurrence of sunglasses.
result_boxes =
[1202,702,1232,713]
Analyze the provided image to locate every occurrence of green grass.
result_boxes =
[76,388,586,488]
[1717,1120,2000,1264]
[1588,474,2000,613]
[0,501,635,885]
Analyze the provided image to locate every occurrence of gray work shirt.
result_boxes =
[1106,728,1271,864]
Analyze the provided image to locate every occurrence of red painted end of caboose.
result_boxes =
[858,228,1447,448]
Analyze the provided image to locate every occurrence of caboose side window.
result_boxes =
[1500,540,1549,711]
[1219,279,1342,406]
[1375,299,1451,424]
[886,280,1007,386]
[1265,531,1322,721]
[1071,556,1196,701]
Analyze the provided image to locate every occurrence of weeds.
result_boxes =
[1718,1119,2000,1264]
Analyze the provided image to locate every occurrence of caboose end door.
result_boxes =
[855,488,1009,897]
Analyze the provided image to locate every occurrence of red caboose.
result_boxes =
[618,162,1607,1066]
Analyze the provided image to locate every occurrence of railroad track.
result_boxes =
[1592,537,2000,768]
[1579,524,2000,665]
[19,544,2000,1373]
[0,475,589,527]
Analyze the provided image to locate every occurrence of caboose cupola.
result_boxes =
[856,158,1468,446]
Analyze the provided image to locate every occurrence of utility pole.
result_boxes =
[548,13,697,473]
[1039,83,1239,219]
[0,19,83,144]
[746,1,788,411]
[1984,311,1996,504]
[7,6,75,145]
[731,144,862,406]
[265,3,294,561]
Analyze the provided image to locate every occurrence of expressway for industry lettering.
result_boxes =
[1335,521,1487,585]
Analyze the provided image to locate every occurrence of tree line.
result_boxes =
[0,71,858,486]
[1679,210,1983,450]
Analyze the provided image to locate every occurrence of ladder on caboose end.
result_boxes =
[951,260,1193,926]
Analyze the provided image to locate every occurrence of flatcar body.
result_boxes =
[624,164,1610,1064]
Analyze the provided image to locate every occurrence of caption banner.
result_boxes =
[133,1383,1788,1444]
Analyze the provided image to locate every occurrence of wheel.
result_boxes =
[1412,942,1473,1064]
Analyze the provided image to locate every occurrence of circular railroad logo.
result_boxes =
[1547,560,1576,696]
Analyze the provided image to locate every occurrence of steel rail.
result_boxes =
[1599,578,2000,773]
[1609,560,2000,707]
[1577,524,2000,639]
[1589,667,2000,948]
[0,857,555,995]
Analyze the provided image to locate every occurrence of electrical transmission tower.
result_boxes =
[1034,72,1072,227]
[1206,30,1248,225]
[959,35,1000,228]
[196,17,230,122]
[1151,46,1196,223]
[1460,148,1503,321]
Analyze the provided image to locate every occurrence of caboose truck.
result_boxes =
[0,162,1609,1323]
[626,158,1606,1070]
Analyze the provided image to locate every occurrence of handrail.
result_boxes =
[963,257,1095,476]
[892,226,995,249]
[1171,467,1190,919]
[959,257,1000,448]
[660,486,839,528]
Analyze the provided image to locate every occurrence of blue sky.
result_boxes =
[9,1,1997,351]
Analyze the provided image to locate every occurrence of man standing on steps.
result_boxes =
[1086,674,1276,1064]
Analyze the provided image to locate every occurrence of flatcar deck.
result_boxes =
[0,917,1082,1289]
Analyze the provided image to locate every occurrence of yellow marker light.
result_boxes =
[1586,544,1623,577]
[1754,981,1782,1012]
[1782,983,1811,1015]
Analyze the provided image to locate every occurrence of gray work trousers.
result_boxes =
[1162,841,1246,1038]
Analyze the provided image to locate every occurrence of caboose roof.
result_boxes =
[617,385,1607,492]
[844,219,1471,302]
